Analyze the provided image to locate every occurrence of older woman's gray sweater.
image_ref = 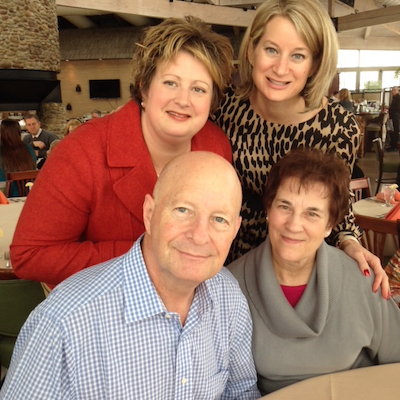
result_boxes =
[228,237,400,395]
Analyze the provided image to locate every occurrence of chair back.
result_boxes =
[372,137,384,165]
[355,214,400,265]
[0,279,45,368]
[350,177,372,203]
[5,170,39,197]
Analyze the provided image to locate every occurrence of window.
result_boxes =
[339,72,356,91]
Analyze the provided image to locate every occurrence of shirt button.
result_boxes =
[181,378,187,385]
[164,314,171,319]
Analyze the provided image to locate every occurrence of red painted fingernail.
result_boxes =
[363,269,370,276]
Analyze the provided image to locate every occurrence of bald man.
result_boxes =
[1,152,260,399]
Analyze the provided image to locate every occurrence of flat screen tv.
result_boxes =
[89,79,121,99]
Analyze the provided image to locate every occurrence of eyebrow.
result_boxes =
[262,40,310,53]
[162,73,211,87]
[277,199,325,213]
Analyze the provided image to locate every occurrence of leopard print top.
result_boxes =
[214,86,362,263]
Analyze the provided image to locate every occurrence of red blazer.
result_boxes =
[11,100,232,287]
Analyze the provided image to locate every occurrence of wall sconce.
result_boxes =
[66,103,72,111]
[75,84,81,93]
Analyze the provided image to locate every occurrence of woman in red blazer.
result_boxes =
[11,17,233,288]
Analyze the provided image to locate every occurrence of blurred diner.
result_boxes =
[0,120,36,197]
[229,148,400,395]
[337,88,355,113]
[10,16,233,289]
[62,118,82,137]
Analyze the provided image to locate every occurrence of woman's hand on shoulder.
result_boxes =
[341,239,390,299]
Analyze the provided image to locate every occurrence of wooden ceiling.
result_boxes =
[56,0,400,50]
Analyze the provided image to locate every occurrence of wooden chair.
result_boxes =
[4,170,39,198]
[355,214,400,265]
[350,177,372,203]
[365,112,388,152]
[372,138,399,195]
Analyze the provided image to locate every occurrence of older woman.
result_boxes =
[214,0,388,296]
[11,16,233,288]
[229,148,400,395]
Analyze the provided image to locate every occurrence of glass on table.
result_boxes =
[381,184,397,207]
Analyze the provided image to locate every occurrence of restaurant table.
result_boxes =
[353,197,397,256]
[260,363,400,399]
[0,197,26,279]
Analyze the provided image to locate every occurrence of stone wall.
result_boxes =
[39,103,66,137]
[0,0,60,71]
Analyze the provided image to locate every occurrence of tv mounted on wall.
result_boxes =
[89,79,121,99]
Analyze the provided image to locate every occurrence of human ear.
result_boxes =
[324,226,332,238]
[143,194,155,235]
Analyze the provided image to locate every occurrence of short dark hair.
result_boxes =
[263,148,350,228]
[23,113,40,122]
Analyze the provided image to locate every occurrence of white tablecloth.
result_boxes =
[261,363,400,399]
[0,198,26,270]
[352,198,397,257]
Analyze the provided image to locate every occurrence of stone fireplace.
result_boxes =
[0,0,66,136]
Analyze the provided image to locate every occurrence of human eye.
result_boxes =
[292,53,306,61]
[214,216,228,224]
[164,80,177,87]
[265,47,277,55]
[193,86,206,94]
[306,211,320,219]
[175,207,188,214]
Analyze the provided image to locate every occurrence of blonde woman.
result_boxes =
[214,0,388,295]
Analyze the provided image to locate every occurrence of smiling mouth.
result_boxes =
[167,111,190,118]
[268,78,289,87]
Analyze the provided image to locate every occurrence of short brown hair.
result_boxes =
[23,113,40,122]
[131,16,233,113]
[263,148,350,228]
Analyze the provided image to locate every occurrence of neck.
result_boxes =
[249,90,324,125]
[271,250,315,286]
[141,122,191,177]
[141,236,196,326]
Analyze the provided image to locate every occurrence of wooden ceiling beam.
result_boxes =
[337,5,400,32]
[56,0,256,27]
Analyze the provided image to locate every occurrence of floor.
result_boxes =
[357,149,399,196]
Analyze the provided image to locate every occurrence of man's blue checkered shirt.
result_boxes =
[1,238,260,399]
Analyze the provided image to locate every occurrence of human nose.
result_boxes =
[273,56,289,76]
[187,215,210,245]
[285,212,303,232]
[174,87,190,107]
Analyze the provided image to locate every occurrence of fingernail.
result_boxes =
[363,269,370,276]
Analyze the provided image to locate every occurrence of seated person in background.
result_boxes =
[229,148,400,395]
[91,109,101,119]
[385,250,400,307]
[63,118,81,137]
[10,16,233,289]
[22,113,58,161]
[0,120,36,197]
[337,88,355,112]
[0,152,260,399]
[36,139,61,169]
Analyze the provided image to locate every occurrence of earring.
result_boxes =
[141,101,145,110]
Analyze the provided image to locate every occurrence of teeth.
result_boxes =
[168,111,188,117]
[269,79,287,86]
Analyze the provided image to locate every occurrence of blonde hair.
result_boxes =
[338,88,352,102]
[237,0,339,110]
[131,16,233,113]
[63,119,81,137]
